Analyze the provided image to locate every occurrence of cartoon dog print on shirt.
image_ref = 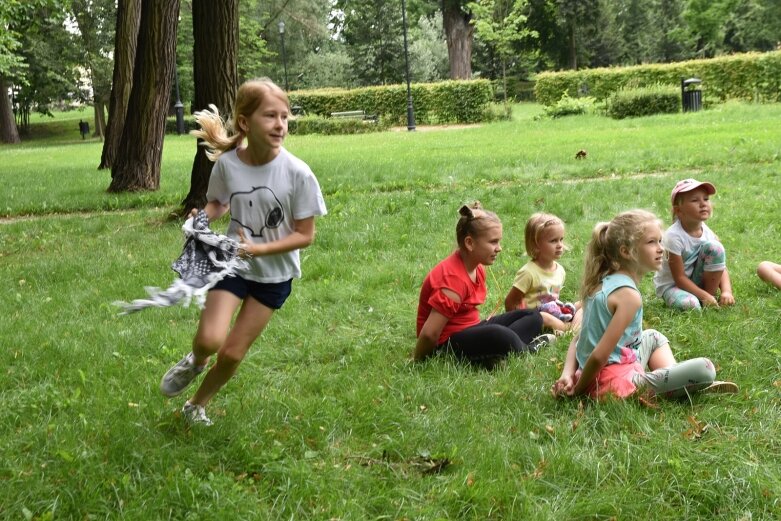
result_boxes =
[230,186,284,238]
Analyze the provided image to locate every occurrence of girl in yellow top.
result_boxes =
[505,213,580,333]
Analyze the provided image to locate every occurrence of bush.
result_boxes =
[289,80,494,125]
[606,85,681,119]
[534,50,781,106]
[165,116,198,134]
[540,93,596,118]
[288,115,390,135]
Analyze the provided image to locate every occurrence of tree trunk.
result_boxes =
[100,0,142,170]
[0,75,21,144]
[92,98,107,139]
[442,0,473,79]
[568,22,577,69]
[109,0,179,192]
[179,0,239,213]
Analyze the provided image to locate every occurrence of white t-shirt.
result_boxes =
[207,147,327,283]
[654,220,720,296]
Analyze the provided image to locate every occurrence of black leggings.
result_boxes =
[440,309,543,368]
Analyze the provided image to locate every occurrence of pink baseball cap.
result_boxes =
[670,178,716,205]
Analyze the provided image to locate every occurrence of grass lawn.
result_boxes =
[1,102,781,520]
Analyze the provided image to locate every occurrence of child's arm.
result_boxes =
[552,336,579,397]
[719,269,735,305]
[414,310,449,360]
[239,216,316,256]
[571,288,641,396]
[191,200,229,221]
[667,253,719,307]
[504,287,526,312]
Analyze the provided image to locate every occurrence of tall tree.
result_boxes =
[469,0,535,111]
[683,0,737,57]
[71,0,117,140]
[442,0,474,78]
[100,0,142,170]
[180,0,239,212]
[109,0,180,192]
[337,0,405,86]
[0,0,71,143]
[556,0,600,69]
[651,0,691,63]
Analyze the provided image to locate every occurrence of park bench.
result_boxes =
[330,110,377,122]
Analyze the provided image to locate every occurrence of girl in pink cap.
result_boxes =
[653,178,735,310]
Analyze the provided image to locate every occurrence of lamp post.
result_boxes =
[401,0,416,131]
[173,67,185,135]
[278,20,289,91]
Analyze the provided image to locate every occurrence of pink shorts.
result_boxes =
[577,361,645,399]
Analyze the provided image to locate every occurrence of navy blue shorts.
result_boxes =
[211,275,293,310]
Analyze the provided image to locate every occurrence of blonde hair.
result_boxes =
[455,201,501,248]
[580,209,662,302]
[525,212,564,259]
[190,78,289,161]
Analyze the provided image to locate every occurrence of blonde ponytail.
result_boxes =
[190,104,244,161]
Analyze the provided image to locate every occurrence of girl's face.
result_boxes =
[674,187,712,224]
[635,223,665,274]
[466,223,503,266]
[535,224,565,263]
[239,93,289,152]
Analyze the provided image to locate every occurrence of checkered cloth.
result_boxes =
[115,210,247,315]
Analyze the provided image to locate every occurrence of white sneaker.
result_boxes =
[702,381,739,394]
[528,334,557,353]
[160,353,205,397]
[182,401,213,426]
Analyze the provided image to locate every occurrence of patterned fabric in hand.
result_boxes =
[115,210,248,314]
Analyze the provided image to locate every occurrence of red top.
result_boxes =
[417,251,487,345]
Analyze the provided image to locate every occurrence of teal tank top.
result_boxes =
[576,274,643,368]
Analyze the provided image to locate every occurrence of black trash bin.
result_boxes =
[681,77,702,112]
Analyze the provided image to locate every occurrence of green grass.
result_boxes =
[1,102,781,520]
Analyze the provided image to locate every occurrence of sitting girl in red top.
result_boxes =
[415,202,545,368]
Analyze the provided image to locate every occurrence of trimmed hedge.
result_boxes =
[535,51,781,106]
[288,115,390,135]
[606,85,681,119]
[165,116,198,134]
[288,80,494,125]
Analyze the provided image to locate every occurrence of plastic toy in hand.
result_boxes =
[539,300,576,322]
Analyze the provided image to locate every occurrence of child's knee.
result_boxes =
[194,331,225,353]
[687,357,717,382]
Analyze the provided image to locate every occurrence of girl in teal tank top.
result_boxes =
[552,210,737,400]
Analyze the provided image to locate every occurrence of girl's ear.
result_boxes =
[464,235,474,252]
[237,115,249,133]
[619,244,632,261]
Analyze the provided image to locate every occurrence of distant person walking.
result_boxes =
[78,120,89,140]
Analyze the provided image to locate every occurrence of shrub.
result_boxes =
[605,85,681,119]
[288,115,390,135]
[540,93,596,118]
[165,116,198,134]
[534,50,781,106]
[289,80,494,125]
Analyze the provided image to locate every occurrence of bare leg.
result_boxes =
[647,343,676,370]
[189,296,274,407]
[191,290,243,366]
[758,261,781,289]
[701,269,723,296]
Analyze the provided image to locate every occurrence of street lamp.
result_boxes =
[278,20,289,91]
[173,67,185,135]
[401,0,416,131]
